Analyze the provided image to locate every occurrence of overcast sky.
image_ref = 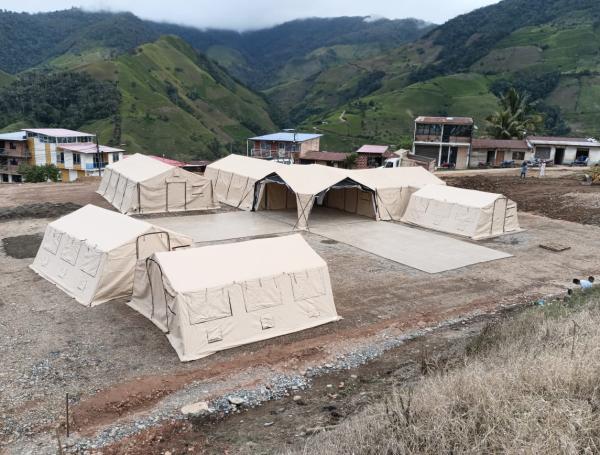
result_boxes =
[1,0,500,31]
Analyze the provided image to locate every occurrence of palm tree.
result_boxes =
[486,88,542,139]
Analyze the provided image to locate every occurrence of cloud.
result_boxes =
[2,0,500,31]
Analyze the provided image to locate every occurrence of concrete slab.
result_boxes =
[311,221,512,273]
[259,207,371,228]
[148,211,292,243]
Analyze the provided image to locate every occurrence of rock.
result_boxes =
[165,451,172,455]
[338,382,345,388]
[326,384,333,388]
[305,426,325,435]
[293,395,302,401]
[350,374,358,379]
[181,401,210,416]
[228,396,245,406]
[293,395,305,405]
[264,421,274,427]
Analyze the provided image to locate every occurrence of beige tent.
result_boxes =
[401,185,520,240]
[205,155,445,229]
[30,205,192,306]
[127,234,340,361]
[204,154,278,210]
[98,153,219,214]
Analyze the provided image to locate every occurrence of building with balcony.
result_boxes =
[23,128,124,182]
[0,131,29,183]
[412,116,474,169]
[248,132,322,162]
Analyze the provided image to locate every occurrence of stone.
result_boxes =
[264,421,274,427]
[228,396,245,406]
[181,401,210,416]
[326,384,333,388]
[350,375,358,379]
[338,382,345,388]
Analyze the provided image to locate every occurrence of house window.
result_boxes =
[112,153,120,162]
[57,152,65,164]
[576,148,590,158]
[513,151,525,160]
[260,141,270,151]
[73,153,81,165]
[416,124,442,136]
[9,142,16,149]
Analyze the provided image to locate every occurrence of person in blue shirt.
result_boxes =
[573,276,594,290]
[520,160,528,179]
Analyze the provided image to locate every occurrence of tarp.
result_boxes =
[401,185,520,240]
[98,153,219,214]
[30,205,193,306]
[205,155,446,229]
[127,234,341,361]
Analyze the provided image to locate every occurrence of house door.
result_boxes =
[486,150,495,165]
[166,181,186,211]
[555,148,565,165]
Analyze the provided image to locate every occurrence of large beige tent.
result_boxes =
[98,153,219,214]
[402,185,520,240]
[127,234,340,361]
[30,205,192,306]
[205,155,445,229]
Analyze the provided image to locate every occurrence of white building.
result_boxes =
[527,136,600,165]
[23,128,124,182]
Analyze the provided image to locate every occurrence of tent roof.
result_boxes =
[106,153,174,182]
[207,153,282,180]
[413,184,504,208]
[350,166,445,190]
[208,154,444,194]
[49,205,155,251]
[153,234,325,292]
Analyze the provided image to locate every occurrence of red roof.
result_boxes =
[356,144,389,155]
[472,139,530,150]
[148,155,188,167]
[298,150,346,162]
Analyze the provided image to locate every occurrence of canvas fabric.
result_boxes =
[127,234,341,361]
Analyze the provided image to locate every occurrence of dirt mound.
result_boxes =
[0,203,81,222]
[2,234,43,259]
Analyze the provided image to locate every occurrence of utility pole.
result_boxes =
[95,134,102,177]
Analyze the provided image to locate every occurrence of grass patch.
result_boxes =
[296,288,600,454]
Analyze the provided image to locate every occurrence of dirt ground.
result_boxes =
[445,173,600,225]
[1,174,600,453]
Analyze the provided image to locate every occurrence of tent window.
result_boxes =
[60,236,81,265]
[242,277,283,312]
[78,244,103,277]
[291,269,325,301]
[191,184,207,195]
[187,288,232,325]
[42,228,63,255]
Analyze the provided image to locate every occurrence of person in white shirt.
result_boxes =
[573,276,594,290]
[539,160,546,177]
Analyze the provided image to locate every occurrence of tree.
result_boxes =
[345,152,358,169]
[486,88,542,139]
[18,164,60,183]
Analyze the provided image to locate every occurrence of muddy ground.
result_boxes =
[1,174,600,453]
[445,173,600,225]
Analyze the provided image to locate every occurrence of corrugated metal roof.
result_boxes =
[249,132,323,142]
[415,116,474,125]
[356,144,389,155]
[0,131,26,141]
[527,136,600,147]
[472,139,530,150]
[148,155,187,167]
[57,143,124,154]
[298,151,347,162]
[23,128,95,137]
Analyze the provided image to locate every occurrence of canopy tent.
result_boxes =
[30,205,192,306]
[205,155,446,229]
[204,154,279,210]
[98,153,219,214]
[127,234,340,361]
[401,185,520,240]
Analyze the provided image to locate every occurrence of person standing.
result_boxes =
[520,160,528,179]
[539,160,546,178]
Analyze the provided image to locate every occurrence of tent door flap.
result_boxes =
[166,181,187,211]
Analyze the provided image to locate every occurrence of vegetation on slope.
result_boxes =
[81,36,276,160]
[0,71,120,132]
[298,288,600,453]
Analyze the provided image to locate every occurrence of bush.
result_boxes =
[18,164,60,183]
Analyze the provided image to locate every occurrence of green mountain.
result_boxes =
[299,0,600,150]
